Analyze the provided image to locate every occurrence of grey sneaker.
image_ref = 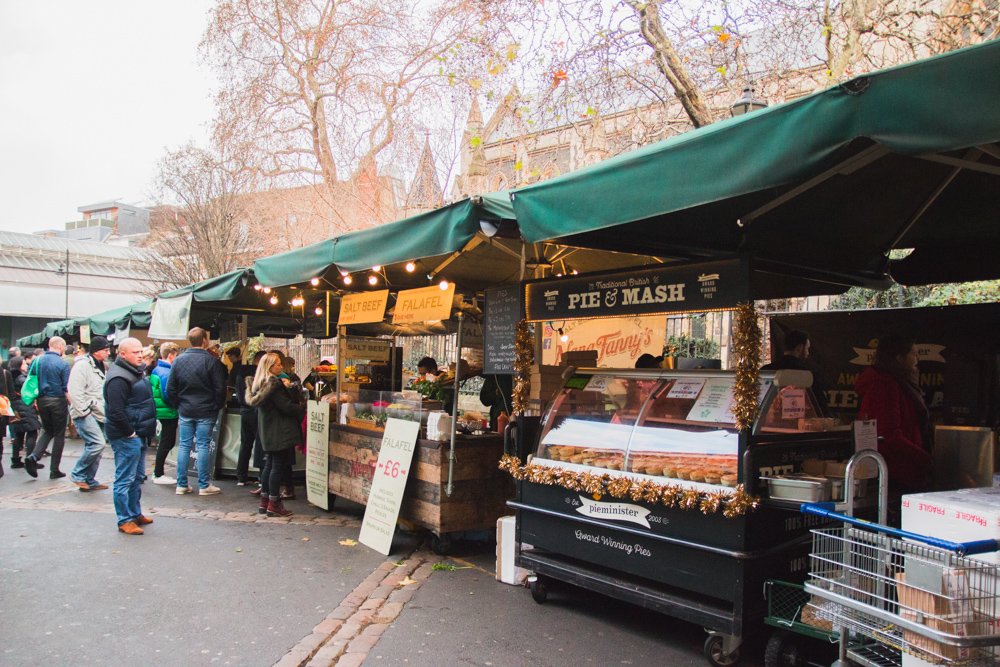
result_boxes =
[199,484,222,496]
[175,485,193,495]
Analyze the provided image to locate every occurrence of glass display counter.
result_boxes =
[513,368,854,666]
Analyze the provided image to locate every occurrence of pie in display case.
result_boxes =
[534,369,837,489]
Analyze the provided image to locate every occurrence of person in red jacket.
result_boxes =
[855,334,931,503]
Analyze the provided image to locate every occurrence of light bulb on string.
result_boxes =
[371,265,381,272]
[253,284,262,291]
[405,262,415,272]
[558,328,568,343]
[269,296,278,305]
[314,307,323,316]
[368,275,378,286]
[343,275,352,285]
[339,270,349,277]
[439,280,449,291]
[310,277,320,286]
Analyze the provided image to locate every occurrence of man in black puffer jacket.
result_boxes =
[104,338,157,535]
[166,327,228,496]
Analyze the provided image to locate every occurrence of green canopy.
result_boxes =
[158,269,251,302]
[15,299,156,348]
[153,268,316,338]
[253,193,516,288]
[510,40,1000,288]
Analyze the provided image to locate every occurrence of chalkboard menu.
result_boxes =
[303,305,333,339]
[484,284,523,375]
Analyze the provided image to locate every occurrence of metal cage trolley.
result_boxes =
[801,455,1000,666]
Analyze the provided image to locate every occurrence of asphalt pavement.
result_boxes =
[0,441,768,667]
[363,543,711,667]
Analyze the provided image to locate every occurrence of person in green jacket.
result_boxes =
[150,343,180,484]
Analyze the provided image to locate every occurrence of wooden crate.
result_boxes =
[327,423,512,534]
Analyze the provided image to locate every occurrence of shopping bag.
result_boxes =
[1,371,16,419]
[20,361,39,407]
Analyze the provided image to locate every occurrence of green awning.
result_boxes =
[510,40,1000,287]
[16,299,156,348]
[253,193,515,288]
[158,269,251,302]
[87,299,155,336]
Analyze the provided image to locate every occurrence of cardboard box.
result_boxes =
[902,488,1000,566]
[896,572,982,664]
[496,515,528,586]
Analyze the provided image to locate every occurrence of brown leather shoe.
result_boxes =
[266,498,293,517]
[89,484,109,490]
[75,481,91,491]
[135,515,153,526]
[118,521,144,535]
[249,486,262,496]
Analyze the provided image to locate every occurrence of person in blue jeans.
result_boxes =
[103,338,157,535]
[166,327,228,496]
[23,336,72,479]
[68,336,112,491]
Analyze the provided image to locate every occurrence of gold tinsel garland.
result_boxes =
[512,318,534,415]
[732,302,763,432]
[499,454,759,518]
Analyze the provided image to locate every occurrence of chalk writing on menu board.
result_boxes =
[484,285,523,375]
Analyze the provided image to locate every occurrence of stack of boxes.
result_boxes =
[526,350,602,415]
[899,488,1000,665]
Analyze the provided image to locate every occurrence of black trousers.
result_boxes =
[259,448,290,499]
[237,409,263,482]
[11,429,37,459]
[32,396,68,472]
[153,418,178,478]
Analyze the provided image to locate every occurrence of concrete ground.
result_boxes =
[0,440,772,667]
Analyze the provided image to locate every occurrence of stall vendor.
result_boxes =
[479,374,513,431]
[761,329,832,417]
[417,356,440,380]
[855,334,931,505]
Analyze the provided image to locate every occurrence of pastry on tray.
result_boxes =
[721,474,738,487]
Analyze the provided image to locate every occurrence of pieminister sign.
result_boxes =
[525,259,745,322]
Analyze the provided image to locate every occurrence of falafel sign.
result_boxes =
[525,259,744,321]
[392,283,455,323]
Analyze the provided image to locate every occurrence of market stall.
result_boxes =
[251,193,670,550]
[496,42,1000,667]
[321,283,510,554]
[497,259,874,666]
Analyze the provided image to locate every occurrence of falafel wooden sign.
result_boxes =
[358,418,421,555]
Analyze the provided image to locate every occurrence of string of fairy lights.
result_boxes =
[251,263,453,317]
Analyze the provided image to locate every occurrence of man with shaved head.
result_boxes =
[23,336,72,479]
[103,338,157,535]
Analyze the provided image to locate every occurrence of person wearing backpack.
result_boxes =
[103,338,157,535]
[23,336,72,479]
[8,357,42,472]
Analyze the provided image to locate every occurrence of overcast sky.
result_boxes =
[0,1,217,233]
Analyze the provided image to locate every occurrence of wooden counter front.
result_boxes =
[328,423,513,534]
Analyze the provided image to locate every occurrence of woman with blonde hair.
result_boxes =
[245,353,304,517]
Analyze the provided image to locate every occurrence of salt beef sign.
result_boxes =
[525,259,745,321]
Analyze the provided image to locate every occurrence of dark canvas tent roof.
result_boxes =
[509,40,1000,289]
